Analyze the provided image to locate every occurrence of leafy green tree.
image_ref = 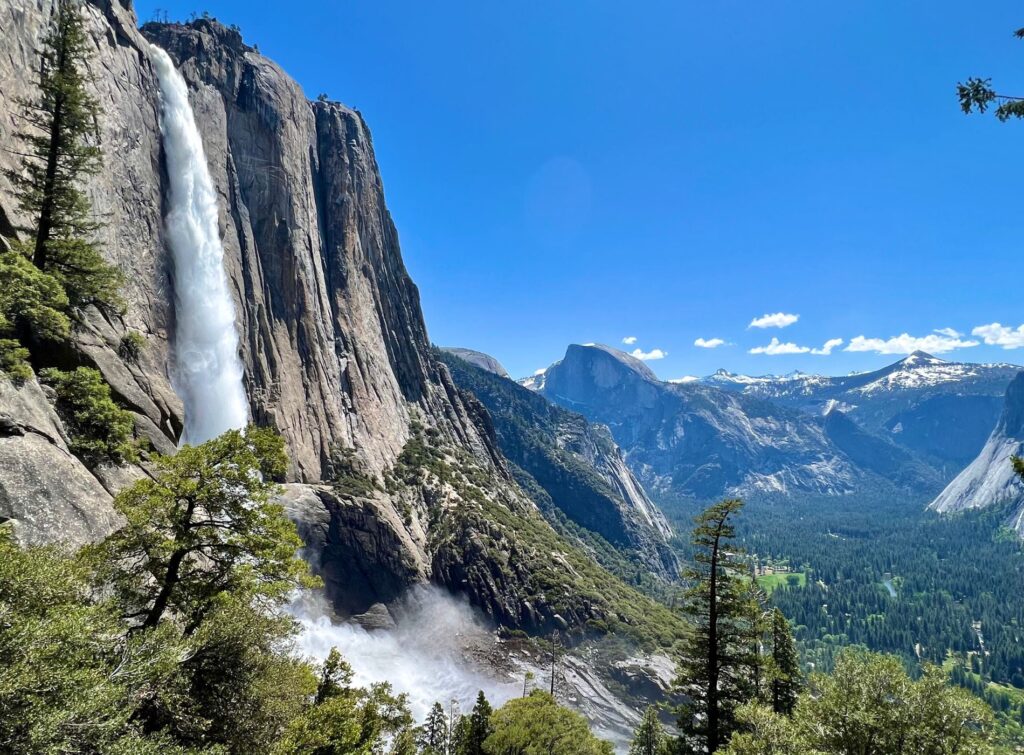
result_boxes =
[0,530,192,754]
[0,247,70,381]
[5,0,121,309]
[273,651,415,755]
[675,498,759,753]
[628,705,668,755]
[768,608,800,715]
[722,648,999,755]
[90,426,316,632]
[483,691,613,755]
[39,365,136,465]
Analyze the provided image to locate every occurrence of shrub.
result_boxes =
[118,331,145,363]
[39,366,136,466]
[0,338,33,384]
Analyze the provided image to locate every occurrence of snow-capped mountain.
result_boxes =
[702,352,1022,466]
[527,344,945,502]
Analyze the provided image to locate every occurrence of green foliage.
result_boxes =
[482,691,613,755]
[675,499,760,753]
[327,445,380,498]
[0,339,33,383]
[723,648,1000,754]
[273,651,414,755]
[957,27,1024,123]
[5,0,121,309]
[118,330,146,363]
[89,426,316,632]
[628,705,669,755]
[0,244,72,380]
[768,608,801,716]
[420,701,449,754]
[0,530,195,754]
[39,366,136,466]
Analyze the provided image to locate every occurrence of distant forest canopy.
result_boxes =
[660,489,1024,742]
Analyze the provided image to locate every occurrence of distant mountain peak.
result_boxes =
[567,343,660,382]
[900,351,946,367]
[439,347,510,379]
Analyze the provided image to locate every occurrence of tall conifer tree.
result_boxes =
[6,0,120,309]
[675,498,759,753]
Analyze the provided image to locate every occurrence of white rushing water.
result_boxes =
[150,45,248,444]
[292,587,519,722]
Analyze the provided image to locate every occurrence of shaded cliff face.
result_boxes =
[439,349,677,579]
[929,372,1024,533]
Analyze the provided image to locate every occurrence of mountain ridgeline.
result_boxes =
[438,347,677,579]
[525,344,1021,510]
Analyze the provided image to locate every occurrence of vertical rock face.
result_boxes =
[0,5,496,551]
[929,372,1024,533]
[140,19,490,482]
[0,2,495,479]
[439,349,677,579]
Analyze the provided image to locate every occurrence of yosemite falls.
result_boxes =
[150,45,248,444]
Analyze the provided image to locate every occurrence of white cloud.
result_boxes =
[630,348,668,361]
[934,327,963,338]
[669,376,701,384]
[749,337,811,356]
[811,338,844,356]
[694,337,727,349]
[972,323,1024,349]
[622,336,638,345]
[533,368,547,376]
[844,332,979,355]
[749,312,799,329]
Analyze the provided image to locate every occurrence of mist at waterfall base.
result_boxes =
[150,45,249,445]
[292,586,520,722]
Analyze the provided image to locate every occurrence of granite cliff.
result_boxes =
[0,2,680,643]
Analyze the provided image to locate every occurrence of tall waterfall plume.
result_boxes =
[150,45,248,444]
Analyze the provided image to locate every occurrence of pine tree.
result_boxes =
[464,691,492,755]
[768,608,800,716]
[628,705,666,755]
[420,701,449,754]
[675,498,759,753]
[6,0,121,309]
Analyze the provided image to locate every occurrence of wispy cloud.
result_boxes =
[694,337,727,349]
[622,336,638,345]
[749,337,810,355]
[631,347,668,361]
[934,327,963,338]
[972,323,1024,349]
[811,338,844,356]
[533,368,547,376]
[669,376,700,384]
[845,332,979,355]
[749,312,799,329]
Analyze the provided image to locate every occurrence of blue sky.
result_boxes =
[136,0,1024,380]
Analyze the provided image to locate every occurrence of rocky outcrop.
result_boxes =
[0,378,121,545]
[440,347,511,378]
[929,372,1024,533]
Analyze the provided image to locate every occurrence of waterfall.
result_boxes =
[150,45,249,444]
